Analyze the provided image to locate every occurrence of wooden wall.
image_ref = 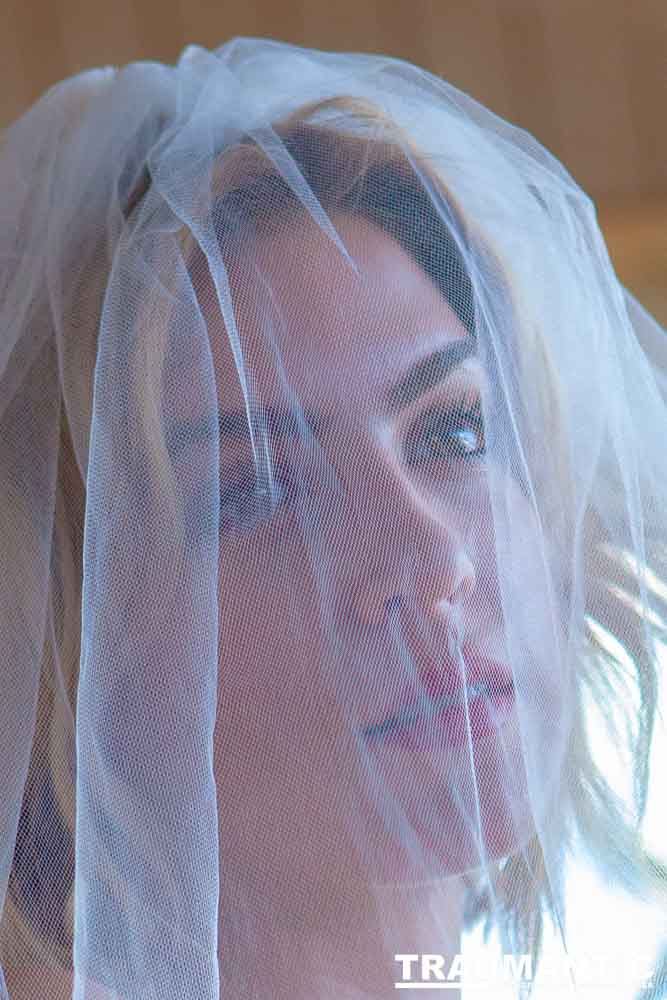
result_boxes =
[1,0,665,322]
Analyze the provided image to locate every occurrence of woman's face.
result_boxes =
[185,211,570,921]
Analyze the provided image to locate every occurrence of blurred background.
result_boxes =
[1,0,665,324]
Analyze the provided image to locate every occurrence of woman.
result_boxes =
[1,38,666,999]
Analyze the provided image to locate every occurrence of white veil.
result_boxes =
[0,37,666,999]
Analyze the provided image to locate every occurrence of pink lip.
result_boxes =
[360,644,515,743]
[370,686,516,750]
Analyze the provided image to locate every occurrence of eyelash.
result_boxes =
[216,389,486,536]
[405,389,486,467]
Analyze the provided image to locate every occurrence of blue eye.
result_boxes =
[408,395,486,465]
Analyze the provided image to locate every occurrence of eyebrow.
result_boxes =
[167,336,478,454]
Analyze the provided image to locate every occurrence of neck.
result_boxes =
[219,875,466,999]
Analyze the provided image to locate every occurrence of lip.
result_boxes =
[359,644,515,748]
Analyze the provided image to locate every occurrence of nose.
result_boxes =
[339,448,477,629]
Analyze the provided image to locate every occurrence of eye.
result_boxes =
[406,392,486,466]
[219,467,294,535]
[189,470,294,543]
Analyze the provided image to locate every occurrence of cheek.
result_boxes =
[216,531,321,670]
[214,534,341,751]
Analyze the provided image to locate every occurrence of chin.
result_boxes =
[360,734,554,882]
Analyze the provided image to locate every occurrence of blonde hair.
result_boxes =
[2,96,666,995]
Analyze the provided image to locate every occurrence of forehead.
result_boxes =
[197,212,471,419]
